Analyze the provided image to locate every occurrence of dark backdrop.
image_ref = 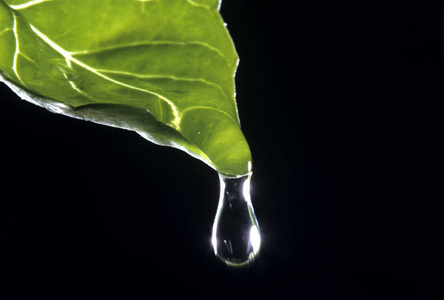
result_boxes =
[1,1,442,298]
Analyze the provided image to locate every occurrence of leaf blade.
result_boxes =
[0,0,251,176]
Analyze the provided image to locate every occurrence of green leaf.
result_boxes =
[0,0,251,177]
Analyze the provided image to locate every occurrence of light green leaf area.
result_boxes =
[0,0,252,177]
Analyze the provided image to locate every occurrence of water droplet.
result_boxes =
[212,173,260,267]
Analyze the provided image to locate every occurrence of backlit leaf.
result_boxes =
[0,0,251,177]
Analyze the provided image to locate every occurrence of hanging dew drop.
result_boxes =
[211,173,261,267]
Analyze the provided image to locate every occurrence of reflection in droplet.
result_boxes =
[212,173,260,267]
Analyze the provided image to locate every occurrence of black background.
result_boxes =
[1,0,442,298]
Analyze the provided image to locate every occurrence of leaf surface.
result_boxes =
[0,0,251,176]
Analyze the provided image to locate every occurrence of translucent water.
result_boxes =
[211,174,260,267]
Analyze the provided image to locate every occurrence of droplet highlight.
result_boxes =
[212,173,260,267]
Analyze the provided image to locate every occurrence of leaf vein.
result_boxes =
[29,25,181,128]
[12,14,24,86]
[95,69,228,98]
[180,106,237,126]
[71,40,229,66]
[186,0,211,10]
[9,0,53,10]
[0,28,12,38]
